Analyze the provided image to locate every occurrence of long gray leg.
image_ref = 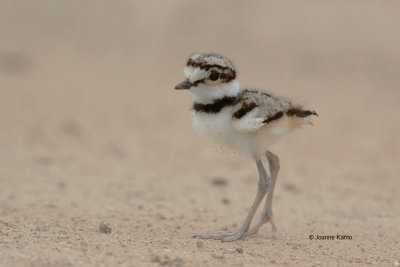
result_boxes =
[244,151,280,236]
[193,159,270,242]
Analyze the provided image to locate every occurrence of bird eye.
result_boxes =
[209,71,220,81]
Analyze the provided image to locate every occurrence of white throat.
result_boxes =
[189,79,240,104]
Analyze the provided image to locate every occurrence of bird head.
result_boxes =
[175,53,240,101]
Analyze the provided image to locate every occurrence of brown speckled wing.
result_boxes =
[232,89,293,123]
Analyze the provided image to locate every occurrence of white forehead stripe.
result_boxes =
[184,66,208,82]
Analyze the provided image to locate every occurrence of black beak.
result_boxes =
[174,79,193,90]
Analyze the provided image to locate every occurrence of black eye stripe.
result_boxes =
[186,62,236,82]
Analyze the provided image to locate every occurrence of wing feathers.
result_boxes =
[263,111,283,123]
[232,102,258,119]
[231,89,317,133]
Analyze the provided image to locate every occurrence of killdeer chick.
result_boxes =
[175,53,317,242]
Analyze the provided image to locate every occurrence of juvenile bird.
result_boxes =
[175,53,317,242]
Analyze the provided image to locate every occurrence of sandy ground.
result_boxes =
[1,1,400,266]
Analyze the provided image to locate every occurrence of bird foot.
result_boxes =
[247,215,277,236]
[193,229,248,242]
[193,215,277,242]
[193,224,268,242]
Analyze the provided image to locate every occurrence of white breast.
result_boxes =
[192,106,295,160]
[192,107,251,156]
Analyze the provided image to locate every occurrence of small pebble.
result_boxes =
[151,255,160,263]
[211,254,224,260]
[170,257,184,267]
[283,183,300,193]
[157,213,166,220]
[211,177,228,187]
[235,248,243,253]
[99,221,112,233]
[221,198,231,205]
[151,255,184,267]
[196,241,203,248]
[35,225,50,232]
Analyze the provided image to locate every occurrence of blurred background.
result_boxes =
[1,1,399,266]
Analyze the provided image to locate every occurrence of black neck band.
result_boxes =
[193,96,237,114]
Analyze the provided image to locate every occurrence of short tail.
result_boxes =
[286,108,318,118]
[286,107,318,126]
